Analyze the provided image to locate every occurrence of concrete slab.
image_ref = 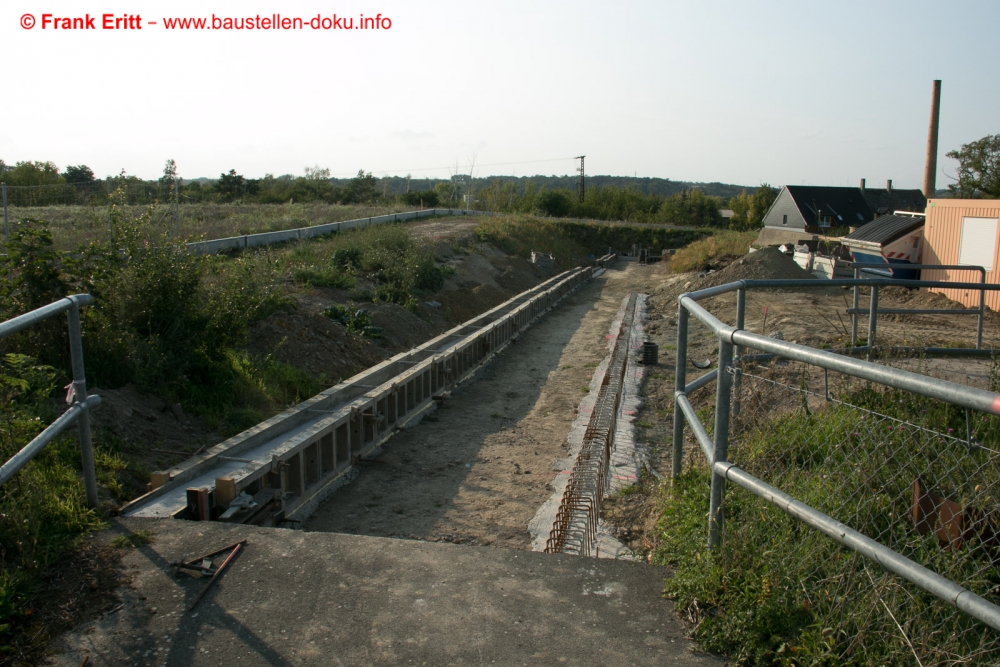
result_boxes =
[47,518,722,666]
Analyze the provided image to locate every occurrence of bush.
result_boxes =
[534,190,574,217]
[399,190,440,208]
[671,230,757,273]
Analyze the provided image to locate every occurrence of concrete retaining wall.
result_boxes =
[185,209,485,255]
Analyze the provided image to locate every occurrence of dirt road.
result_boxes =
[305,261,661,548]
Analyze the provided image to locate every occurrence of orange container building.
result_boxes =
[921,199,1000,310]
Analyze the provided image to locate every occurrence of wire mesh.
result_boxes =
[723,358,1000,665]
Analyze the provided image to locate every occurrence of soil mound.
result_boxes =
[246,307,388,383]
[694,246,816,290]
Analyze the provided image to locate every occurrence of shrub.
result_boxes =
[534,190,574,217]
[399,190,440,208]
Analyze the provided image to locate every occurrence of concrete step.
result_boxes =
[47,518,722,666]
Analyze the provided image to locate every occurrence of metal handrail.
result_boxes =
[846,263,987,349]
[672,275,1000,633]
[0,295,100,506]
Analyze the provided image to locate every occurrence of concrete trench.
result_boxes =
[45,260,729,667]
[122,260,613,528]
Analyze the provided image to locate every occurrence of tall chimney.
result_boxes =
[886,179,892,193]
[923,79,942,199]
[860,178,866,192]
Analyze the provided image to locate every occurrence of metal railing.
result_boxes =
[0,295,100,506]
[848,263,988,350]
[672,276,1000,663]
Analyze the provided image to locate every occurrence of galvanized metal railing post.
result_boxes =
[708,338,733,548]
[851,267,859,347]
[733,288,745,417]
[867,285,879,360]
[67,302,99,507]
[977,269,986,349]
[672,305,689,480]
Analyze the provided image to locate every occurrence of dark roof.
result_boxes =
[783,185,926,227]
[842,213,925,247]
[860,188,927,215]
[785,186,875,226]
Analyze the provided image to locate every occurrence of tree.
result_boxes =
[216,169,246,202]
[947,134,1000,199]
[160,159,179,187]
[1,161,63,187]
[343,170,379,204]
[64,165,95,184]
[658,189,723,227]
[729,184,778,231]
[535,189,574,217]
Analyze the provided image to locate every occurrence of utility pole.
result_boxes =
[575,156,586,203]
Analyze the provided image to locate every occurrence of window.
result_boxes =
[782,214,787,225]
[958,217,999,271]
[819,215,832,228]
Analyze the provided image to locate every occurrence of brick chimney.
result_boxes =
[860,178,866,193]
[886,179,892,193]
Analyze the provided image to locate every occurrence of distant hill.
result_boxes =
[328,174,751,199]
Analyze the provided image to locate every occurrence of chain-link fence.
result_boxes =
[672,277,1000,665]
[726,360,1000,664]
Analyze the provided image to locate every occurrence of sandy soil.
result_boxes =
[305,262,662,548]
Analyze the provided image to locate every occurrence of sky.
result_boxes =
[2,0,998,188]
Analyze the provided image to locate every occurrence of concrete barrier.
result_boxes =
[185,208,487,255]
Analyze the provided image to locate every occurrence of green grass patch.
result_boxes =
[111,529,155,549]
[657,376,1000,665]
[671,230,758,273]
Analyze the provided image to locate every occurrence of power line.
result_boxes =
[325,156,580,178]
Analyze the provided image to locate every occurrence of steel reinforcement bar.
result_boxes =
[123,263,605,523]
[545,292,638,556]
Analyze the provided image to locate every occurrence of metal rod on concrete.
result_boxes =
[67,303,99,508]
[672,305,689,480]
[708,338,733,548]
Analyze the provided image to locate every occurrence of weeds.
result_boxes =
[671,230,758,273]
[110,529,154,549]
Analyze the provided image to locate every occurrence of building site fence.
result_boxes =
[847,263,988,350]
[0,295,100,506]
[673,276,1000,665]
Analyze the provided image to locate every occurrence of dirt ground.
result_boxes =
[304,263,660,548]
[604,249,1000,556]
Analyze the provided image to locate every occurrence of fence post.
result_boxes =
[733,287,746,417]
[851,267,859,347]
[867,285,879,360]
[708,338,733,548]
[672,305,689,480]
[66,303,99,507]
[172,177,179,233]
[977,269,986,349]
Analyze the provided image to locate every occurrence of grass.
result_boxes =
[656,371,1000,665]
[110,529,155,549]
[18,202,417,251]
[474,215,590,265]
[671,230,758,273]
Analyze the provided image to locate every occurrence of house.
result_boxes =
[920,199,1000,310]
[757,179,926,246]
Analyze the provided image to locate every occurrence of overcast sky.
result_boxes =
[3,0,998,188]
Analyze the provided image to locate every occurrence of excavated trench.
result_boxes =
[304,262,658,551]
